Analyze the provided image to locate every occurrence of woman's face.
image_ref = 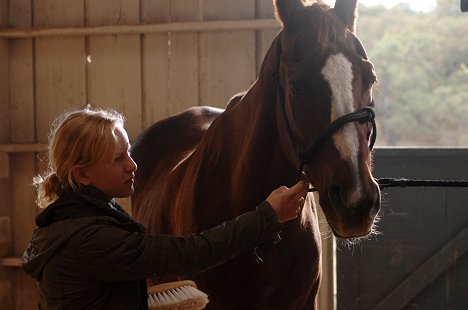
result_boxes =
[82,126,137,198]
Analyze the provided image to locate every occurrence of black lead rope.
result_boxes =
[376,178,468,190]
[305,177,468,193]
[305,178,468,193]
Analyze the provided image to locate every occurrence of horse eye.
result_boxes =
[362,61,377,88]
[363,73,376,89]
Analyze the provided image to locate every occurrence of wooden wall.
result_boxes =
[0,0,11,306]
[337,148,468,309]
[0,0,333,309]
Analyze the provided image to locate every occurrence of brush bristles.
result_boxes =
[148,282,209,310]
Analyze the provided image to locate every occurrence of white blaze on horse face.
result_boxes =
[321,53,362,200]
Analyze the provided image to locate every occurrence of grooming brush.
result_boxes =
[147,280,209,310]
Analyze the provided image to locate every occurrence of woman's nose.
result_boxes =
[127,155,138,172]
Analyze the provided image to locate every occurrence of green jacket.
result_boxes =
[22,187,281,309]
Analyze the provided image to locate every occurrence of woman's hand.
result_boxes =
[266,181,309,223]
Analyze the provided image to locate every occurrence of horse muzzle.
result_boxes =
[320,180,381,238]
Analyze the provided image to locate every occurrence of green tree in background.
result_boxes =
[357,2,468,146]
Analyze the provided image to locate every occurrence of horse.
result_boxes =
[131,0,380,308]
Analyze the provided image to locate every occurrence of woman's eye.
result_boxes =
[115,149,131,162]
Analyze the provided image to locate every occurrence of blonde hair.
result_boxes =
[34,108,126,208]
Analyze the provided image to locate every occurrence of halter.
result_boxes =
[274,33,377,191]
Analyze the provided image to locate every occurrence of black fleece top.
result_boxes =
[22,186,281,310]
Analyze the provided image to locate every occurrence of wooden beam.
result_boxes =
[0,257,21,267]
[0,19,280,39]
[0,143,47,153]
[374,224,468,310]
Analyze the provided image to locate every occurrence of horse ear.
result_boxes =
[333,0,358,33]
[274,0,305,29]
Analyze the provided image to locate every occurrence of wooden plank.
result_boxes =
[374,223,468,310]
[11,154,37,254]
[141,0,170,126]
[0,0,6,144]
[8,0,31,28]
[85,0,139,26]
[168,33,199,111]
[199,30,257,108]
[35,37,87,142]
[87,35,142,139]
[0,19,280,38]
[0,281,12,309]
[0,257,21,268]
[141,33,170,126]
[0,39,11,182]
[141,0,200,126]
[86,0,142,141]
[0,152,8,179]
[10,40,35,143]
[203,0,253,21]
[0,1,6,27]
[141,0,171,23]
[0,216,11,257]
[0,39,8,143]
[446,189,468,307]
[167,1,199,113]
[200,0,257,108]
[33,0,84,27]
[34,0,86,142]
[0,144,48,153]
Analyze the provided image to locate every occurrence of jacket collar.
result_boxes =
[35,186,145,233]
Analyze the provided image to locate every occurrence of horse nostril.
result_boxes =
[328,184,345,209]
[328,184,379,213]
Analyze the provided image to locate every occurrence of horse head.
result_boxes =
[274,0,380,238]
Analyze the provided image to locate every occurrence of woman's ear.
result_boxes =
[72,166,91,186]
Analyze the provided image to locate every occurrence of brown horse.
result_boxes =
[131,0,380,308]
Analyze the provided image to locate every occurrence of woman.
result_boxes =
[22,108,308,309]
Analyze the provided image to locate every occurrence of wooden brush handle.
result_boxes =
[147,280,197,295]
